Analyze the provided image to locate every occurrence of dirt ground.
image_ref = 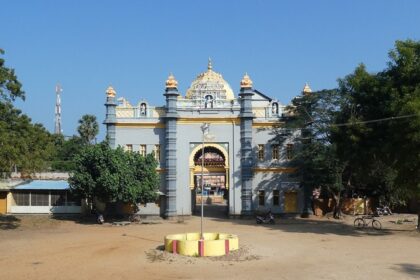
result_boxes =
[0,213,419,280]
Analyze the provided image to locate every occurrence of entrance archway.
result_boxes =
[189,144,229,217]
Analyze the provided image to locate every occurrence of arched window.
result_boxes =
[272,102,279,115]
[140,103,147,116]
[204,95,214,109]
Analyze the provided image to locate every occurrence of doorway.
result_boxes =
[190,144,229,218]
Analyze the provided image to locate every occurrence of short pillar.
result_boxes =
[225,239,230,255]
[172,240,178,254]
[198,239,204,257]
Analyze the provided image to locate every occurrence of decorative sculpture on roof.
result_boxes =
[185,60,235,101]
[106,86,116,97]
[165,73,178,89]
[240,73,253,89]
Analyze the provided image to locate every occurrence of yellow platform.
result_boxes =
[164,232,239,257]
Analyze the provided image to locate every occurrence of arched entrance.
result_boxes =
[189,144,229,217]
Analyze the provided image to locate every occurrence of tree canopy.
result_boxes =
[77,114,99,145]
[0,50,54,176]
[68,142,160,207]
[0,49,25,102]
[287,40,420,219]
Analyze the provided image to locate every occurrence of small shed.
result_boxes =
[9,180,81,214]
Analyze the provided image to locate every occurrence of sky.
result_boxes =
[1,0,420,140]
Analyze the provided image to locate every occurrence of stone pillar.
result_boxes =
[239,74,254,216]
[104,86,117,148]
[164,74,179,218]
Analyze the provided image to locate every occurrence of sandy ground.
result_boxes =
[0,212,419,280]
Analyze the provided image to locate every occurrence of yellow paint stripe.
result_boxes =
[115,123,166,128]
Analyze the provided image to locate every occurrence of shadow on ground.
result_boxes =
[200,209,418,237]
[51,214,100,225]
[0,214,21,230]
[394,263,420,277]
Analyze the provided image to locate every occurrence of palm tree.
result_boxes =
[77,114,99,145]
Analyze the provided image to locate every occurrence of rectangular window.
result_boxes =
[286,144,294,160]
[31,191,49,206]
[273,190,280,206]
[140,145,147,156]
[125,144,133,152]
[13,191,30,206]
[258,144,265,161]
[66,191,81,206]
[258,190,265,206]
[50,191,66,206]
[154,145,161,162]
[272,144,279,160]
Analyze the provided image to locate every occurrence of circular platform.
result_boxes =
[164,232,239,257]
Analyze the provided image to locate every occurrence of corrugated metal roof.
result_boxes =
[0,179,27,191]
[14,180,69,190]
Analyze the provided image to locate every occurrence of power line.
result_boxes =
[330,113,419,127]
[279,113,419,131]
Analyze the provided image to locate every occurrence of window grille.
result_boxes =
[140,145,147,156]
[13,191,30,206]
[50,191,66,206]
[31,191,49,206]
[258,144,265,161]
[154,145,161,161]
[271,144,279,160]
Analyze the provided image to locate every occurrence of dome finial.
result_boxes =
[208,57,212,70]
[106,85,116,97]
[303,82,312,95]
[240,72,253,89]
[165,73,178,89]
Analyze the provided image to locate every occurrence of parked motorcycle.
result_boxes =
[97,213,105,224]
[256,210,275,224]
[375,205,393,216]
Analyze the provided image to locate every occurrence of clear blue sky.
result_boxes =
[2,0,420,140]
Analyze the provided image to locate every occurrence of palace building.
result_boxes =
[104,60,312,217]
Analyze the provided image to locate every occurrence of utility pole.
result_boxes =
[54,84,63,134]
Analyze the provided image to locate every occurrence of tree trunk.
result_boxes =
[333,192,342,219]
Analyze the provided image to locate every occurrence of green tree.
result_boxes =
[286,89,347,218]
[0,50,54,176]
[0,49,25,102]
[49,135,85,171]
[333,40,420,227]
[68,142,159,210]
[77,114,99,145]
[0,102,54,175]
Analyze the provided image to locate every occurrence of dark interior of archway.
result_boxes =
[194,147,225,166]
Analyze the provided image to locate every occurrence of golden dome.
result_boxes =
[302,82,312,95]
[240,73,253,89]
[106,86,116,97]
[185,59,235,100]
[165,73,178,89]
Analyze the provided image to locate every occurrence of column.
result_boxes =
[239,74,254,216]
[164,74,179,218]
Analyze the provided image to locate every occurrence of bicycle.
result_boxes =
[353,215,382,230]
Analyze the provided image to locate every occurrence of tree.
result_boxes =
[77,114,99,145]
[49,135,85,171]
[0,50,54,176]
[333,40,420,227]
[68,142,159,211]
[286,89,347,218]
[0,49,25,102]
[0,102,54,175]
